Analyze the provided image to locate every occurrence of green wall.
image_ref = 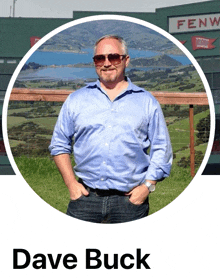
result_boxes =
[0,17,72,58]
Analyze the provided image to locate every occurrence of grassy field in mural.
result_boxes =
[13,155,196,216]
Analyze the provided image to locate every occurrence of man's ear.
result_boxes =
[125,55,130,67]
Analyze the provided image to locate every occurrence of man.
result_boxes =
[49,35,172,223]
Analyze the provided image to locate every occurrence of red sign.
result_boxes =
[30,36,41,47]
[0,140,6,154]
[212,140,220,154]
[191,36,216,50]
[179,40,187,45]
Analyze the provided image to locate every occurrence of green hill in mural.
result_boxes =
[39,20,182,54]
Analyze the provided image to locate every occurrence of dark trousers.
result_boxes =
[66,180,149,224]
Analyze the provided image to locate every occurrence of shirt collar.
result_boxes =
[86,77,144,94]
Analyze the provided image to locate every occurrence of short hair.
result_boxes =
[94,35,128,55]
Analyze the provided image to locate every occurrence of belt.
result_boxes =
[78,178,126,197]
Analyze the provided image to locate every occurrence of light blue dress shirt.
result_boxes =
[49,78,172,192]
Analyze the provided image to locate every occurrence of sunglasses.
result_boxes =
[93,53,127,66]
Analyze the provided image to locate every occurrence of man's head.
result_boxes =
[93,35,130,87]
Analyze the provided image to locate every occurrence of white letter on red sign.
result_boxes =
[30,36,41,47]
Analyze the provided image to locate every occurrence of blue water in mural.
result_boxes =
[26,48,191,66]
[18,48,192,81]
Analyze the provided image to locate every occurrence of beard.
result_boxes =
[99,69,117,83]
[98,68,125,85]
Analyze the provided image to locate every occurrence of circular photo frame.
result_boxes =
[3,15,215,224]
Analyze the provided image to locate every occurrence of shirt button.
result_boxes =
[103,161,106,164]
[108,125,112,128]
[100,178,104,181]
[105,143,109,146]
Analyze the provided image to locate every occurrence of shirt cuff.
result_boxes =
[49,146,72,156]
[145,163,171,181]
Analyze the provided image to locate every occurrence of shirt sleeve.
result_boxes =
[145,100,173,181]
[48,96,75,156]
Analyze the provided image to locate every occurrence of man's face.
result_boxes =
[94,38,130,86]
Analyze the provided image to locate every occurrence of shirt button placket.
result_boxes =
[100,102,117,185]
[101,103,115,184]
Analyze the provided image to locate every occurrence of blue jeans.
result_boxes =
[66,181,149,224]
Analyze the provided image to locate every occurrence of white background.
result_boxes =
[1,1,220,277]
[1,174,220,277]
